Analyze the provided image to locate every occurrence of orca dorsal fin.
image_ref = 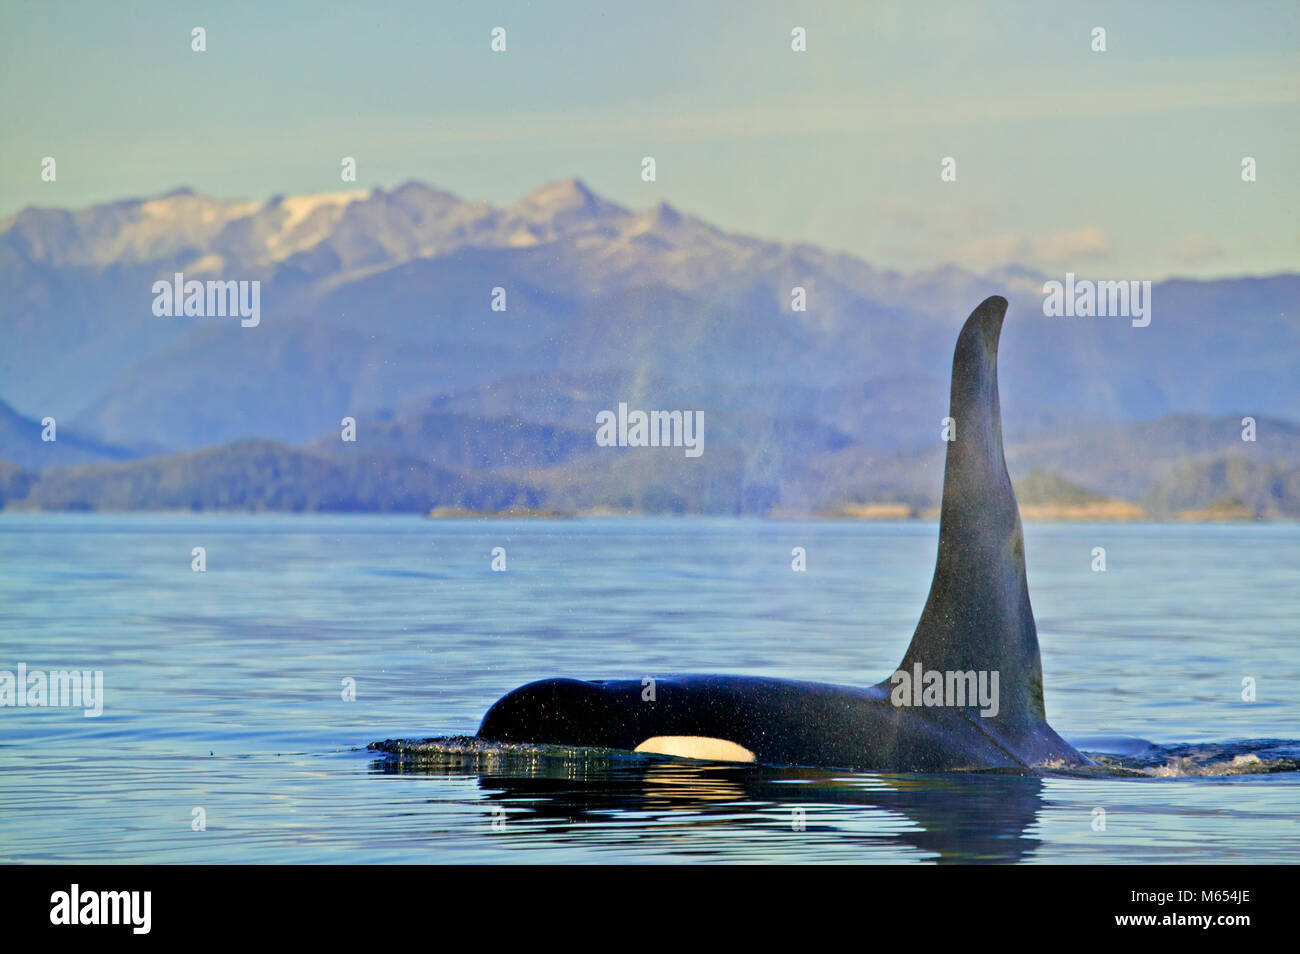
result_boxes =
[894,296,1048,726]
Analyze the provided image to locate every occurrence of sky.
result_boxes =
[1,0,1297,278]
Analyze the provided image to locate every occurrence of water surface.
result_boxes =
[1,515,1297,863]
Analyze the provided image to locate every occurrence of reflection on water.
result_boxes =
[364,734,1300,863]
[372,750,1050,864]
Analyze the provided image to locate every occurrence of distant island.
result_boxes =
[3,403,1298,519]
[428,506,572,519]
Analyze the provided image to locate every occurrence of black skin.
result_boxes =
[478,674,1085,772]
[478,297,1092,773]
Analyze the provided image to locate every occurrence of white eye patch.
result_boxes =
[633,736,756,763]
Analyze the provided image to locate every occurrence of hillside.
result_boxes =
[6,416,1300,518]
[1143,456,1300,519]
[0,399,142,470]
[13,441,536,513]
[1012,469,1148,521]
[2,179,1297,455]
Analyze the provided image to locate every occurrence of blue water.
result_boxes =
[1,514,1297,863]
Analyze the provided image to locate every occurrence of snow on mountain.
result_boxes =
[0,178,791,285]
[503,177,632,241]
[0,189,261,266]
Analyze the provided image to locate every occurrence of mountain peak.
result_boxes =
[524,176,595,203]
[388,179,454,198]
[650,201,682,227]
[509,178,629,225]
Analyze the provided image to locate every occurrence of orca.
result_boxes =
[477,296,1091,772]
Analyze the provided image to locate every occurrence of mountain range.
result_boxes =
[1,178,1297,515]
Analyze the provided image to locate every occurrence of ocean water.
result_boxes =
[0,514,1297,864]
